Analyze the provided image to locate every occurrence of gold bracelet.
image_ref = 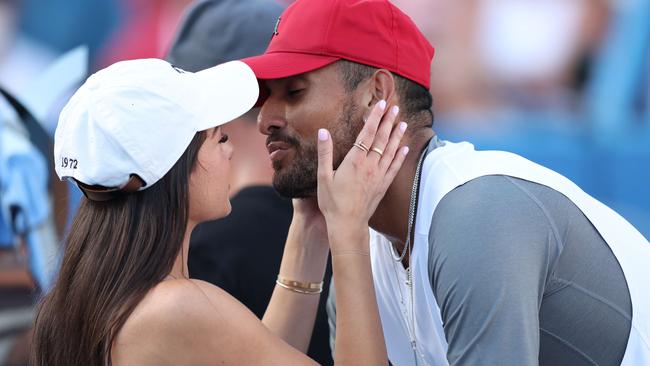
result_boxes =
[276,275,323,294]
[331,249,370,256]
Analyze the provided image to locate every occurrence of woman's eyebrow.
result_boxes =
[211,127,220,137]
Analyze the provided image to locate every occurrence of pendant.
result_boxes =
[406,267,412,287]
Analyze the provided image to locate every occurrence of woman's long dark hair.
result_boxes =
[32,132,207,366]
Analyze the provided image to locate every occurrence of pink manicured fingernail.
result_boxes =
[391,105,399,115]
[318,129,329,141]
[378,100,387,110]
[402,146,410,156]
[399,122,407,132]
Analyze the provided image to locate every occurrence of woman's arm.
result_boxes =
[329,229,387,365]
[261,198,330,352]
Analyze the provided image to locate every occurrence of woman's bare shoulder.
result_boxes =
[124,278,237,323]
[111,279,255,365]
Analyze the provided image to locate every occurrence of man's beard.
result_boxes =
[272,98,362,198]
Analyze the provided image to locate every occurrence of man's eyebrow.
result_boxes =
[265,76,308,91]
[279,73,309,84]
[290,75,308,83]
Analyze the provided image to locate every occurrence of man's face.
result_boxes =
[258,63,364,198]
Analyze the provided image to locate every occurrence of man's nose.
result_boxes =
[258,101,287,135]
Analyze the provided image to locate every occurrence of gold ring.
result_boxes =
[370,147,384,157]
[353,141,370,153]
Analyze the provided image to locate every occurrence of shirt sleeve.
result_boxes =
[427,175,559,366]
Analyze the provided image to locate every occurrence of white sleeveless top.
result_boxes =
[369,140,650,366]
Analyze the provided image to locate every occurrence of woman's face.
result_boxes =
[188,127,233,223]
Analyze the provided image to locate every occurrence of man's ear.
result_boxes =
[364,69,397,108]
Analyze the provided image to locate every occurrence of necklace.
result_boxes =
[389,149,426,365]
[390,150,426,262]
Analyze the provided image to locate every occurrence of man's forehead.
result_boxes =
[263,63,341,87]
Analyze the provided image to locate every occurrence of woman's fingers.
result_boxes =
[317,99,410,224]
[316,128,333,185]
[379,121,407,172]
[351,100,386,158]
[367,105,399,165]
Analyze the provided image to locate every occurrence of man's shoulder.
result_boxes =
[427,175,565,274]
[431,174,574,230]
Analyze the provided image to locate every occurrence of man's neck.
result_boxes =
[369,128,434,264]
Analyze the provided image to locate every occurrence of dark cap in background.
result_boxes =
[166,0,285,72]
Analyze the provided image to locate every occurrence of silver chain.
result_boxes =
[390,150,425,261]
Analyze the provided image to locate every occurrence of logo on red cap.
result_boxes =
[273,16,281,37]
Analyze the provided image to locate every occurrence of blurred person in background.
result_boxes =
[391,0,610,127]
[98,0,192,67]
[166,0,334,363]
[474,0,610,113]
[0,0,56,100]
[242,0,650,365]
[17,0,118,61]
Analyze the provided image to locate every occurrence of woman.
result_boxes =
[32,58,409,365]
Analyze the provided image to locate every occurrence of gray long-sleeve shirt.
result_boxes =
[328,175,631,366]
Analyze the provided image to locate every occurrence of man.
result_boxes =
[166,1,333,364]
[241,0,650,365]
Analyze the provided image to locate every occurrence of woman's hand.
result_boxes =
[316,100,408,251]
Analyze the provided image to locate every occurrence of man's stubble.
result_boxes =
[272,97,362,198]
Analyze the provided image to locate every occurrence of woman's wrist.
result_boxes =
[328,226,370,254]
[279,226,329,283]
[275,275,323,294]
[287,209,329,249]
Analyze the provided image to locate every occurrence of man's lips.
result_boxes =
[267,141,292,161]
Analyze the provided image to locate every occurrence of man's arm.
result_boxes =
[428,176,559,366]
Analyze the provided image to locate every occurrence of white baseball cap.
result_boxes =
[54,58,258,200]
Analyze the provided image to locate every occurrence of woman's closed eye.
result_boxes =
[218,134,229,143]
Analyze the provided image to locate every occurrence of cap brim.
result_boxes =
[242,52,339,80]
[192,60,260,131]
[242,52,339,106]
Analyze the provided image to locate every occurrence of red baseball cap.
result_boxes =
[242,0,435,91]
